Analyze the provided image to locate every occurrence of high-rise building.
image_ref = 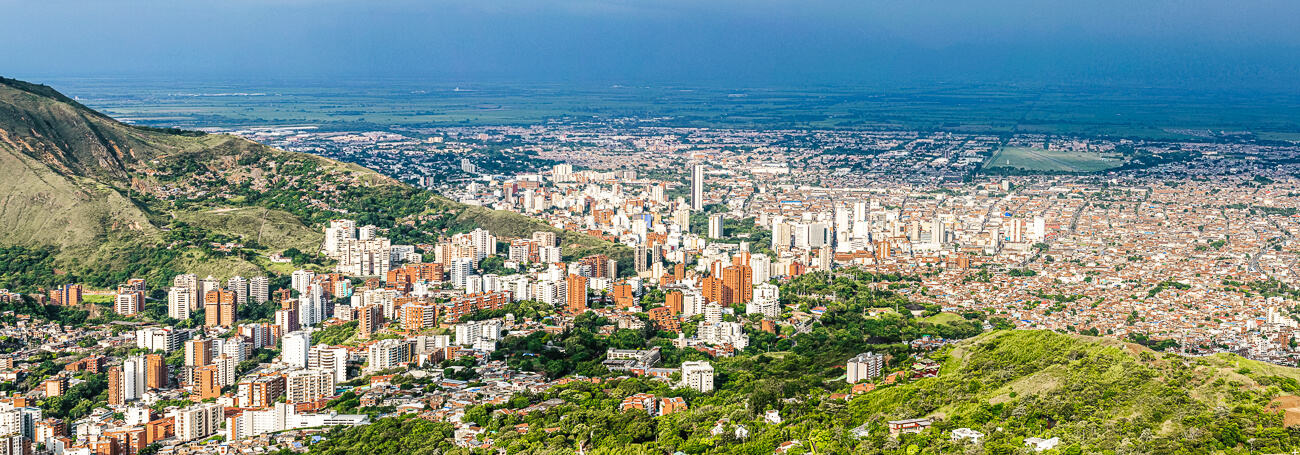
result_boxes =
[357,304,381,340]
[286,369,335,403]
[702,276,731,306]
[723,265,753,304]
[931,217,945,245]
[173,403,222,442]
[204,289,238,327]
[168,287,193,320]
[298,283,326,327]
[682,360,714,393]
[402,304,437,332]
[469,228,496,260]
[145,354,168,390]
[532,231,558,248]
[173,273,198,291]
[185,339,215,367]
[566,275,588,312]
[114,290,144,316]
[448,258,474,289]
[249,276,269,304]
[455,320,502,346]
[691,164,705,211]
[847,352,885,383]
[674,208,691,234]
[508,239,534,263]
[120,356,146,402]
[708,214,724,239]
[772,222,792,250]
[291,271,317,299]
[579,254,613,278]
[275,305,300,336]
[227,276,248,306]
[366,339,412,372]
[665,291,683,315]
[49,283,83,306]
[750,254,771,285]
[539,246,562,263]
[108,367,124,405]
[198,276,221,306]
[282,331,311,368]
[239,323,277,349]
[309,345,349,383]
[651,184,665,203]
[634,246,649,273]
[137,327,190,353]
[195,364,221,400]
[235,375,284,409]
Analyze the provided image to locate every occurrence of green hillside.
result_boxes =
[0,77,632,297]
[313,330,1300,455]
[175,207,323,254]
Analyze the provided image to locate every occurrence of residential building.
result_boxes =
[847,352,884,384]
[173,403,222,442]
[682,360,714,393]
[367,339,411,372]
[167,286,194,320]
[249,276,269,304]
[566,275,588,312]
[204,289,238,327]
[357,304,381,339]
[285,369,335,403]
[282,331,311,368]
[309,345,349,383]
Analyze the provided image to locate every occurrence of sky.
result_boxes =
[3,0,1300,90]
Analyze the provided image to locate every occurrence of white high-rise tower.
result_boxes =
[691,164,705,211]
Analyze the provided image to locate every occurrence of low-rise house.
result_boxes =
[951,428,984,443]
[1025,437,1060,451]
[887,418,931,436]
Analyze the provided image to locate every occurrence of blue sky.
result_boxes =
[3,0,1299,89]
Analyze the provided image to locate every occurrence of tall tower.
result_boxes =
[691,164,704,211]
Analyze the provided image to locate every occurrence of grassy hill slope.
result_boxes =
[175,207,323,254]
[314,329,1300,455]
[0,143,157,254]
[845,330,1299,454]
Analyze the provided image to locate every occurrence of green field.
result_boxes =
[985,146,1124,173]
[923,312,966,325]
[83,294,114,305]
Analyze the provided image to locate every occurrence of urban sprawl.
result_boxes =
[5,121,1300,454]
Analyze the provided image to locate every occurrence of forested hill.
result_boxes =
[0,77,628,306]
[308,330,1300,455]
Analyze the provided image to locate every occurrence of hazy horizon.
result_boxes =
[5,0,1300,91]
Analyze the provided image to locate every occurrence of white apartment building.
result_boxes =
[282,331,311,368]
[682,360,714,393]
[173,403,223,442]
[847,352,884,383]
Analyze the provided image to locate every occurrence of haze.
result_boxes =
[4,0,1300,90]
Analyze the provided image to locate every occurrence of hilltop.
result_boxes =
[312,329,1300,455]
[0,77,628,296]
